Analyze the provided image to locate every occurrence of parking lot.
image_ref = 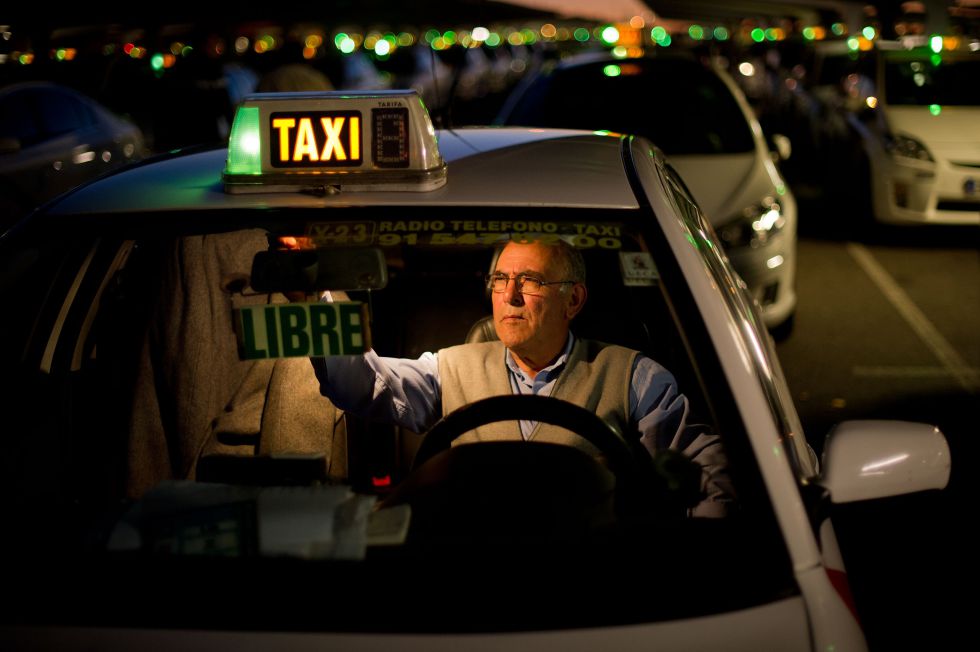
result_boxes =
[777,202,978,651]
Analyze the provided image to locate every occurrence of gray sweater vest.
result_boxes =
[437,339,638,456]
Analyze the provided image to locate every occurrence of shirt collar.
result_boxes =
[504,332,576,383]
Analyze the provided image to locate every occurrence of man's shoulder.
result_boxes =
[438,341,505,362]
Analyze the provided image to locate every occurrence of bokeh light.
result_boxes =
[603,64,621,77]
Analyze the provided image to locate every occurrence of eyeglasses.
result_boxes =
[486,273,575,296]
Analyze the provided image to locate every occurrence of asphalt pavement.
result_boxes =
[776,198,978,651]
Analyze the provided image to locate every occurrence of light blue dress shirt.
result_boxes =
[311,333,689,458]
[311,333,734,516]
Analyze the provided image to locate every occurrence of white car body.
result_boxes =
[0,92,949,650]
[669,64,798,328]
[864,103,980,224]
[817,40,980,225]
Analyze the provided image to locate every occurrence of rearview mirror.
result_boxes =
[250,247,388,293]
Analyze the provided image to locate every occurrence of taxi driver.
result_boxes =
[312,238,733,516]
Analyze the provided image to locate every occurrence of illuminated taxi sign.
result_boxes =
[271,112,362,167]
[235,301,371,360]
[223,90,446,193]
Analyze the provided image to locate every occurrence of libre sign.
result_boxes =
[235,302,370,360]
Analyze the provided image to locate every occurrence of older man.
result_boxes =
[312,239,732,516]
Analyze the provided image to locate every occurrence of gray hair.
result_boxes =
[496,237,587,293]
[552,237,587,286]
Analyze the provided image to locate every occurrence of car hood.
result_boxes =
[669,151,781,226]
[887,106,980,158]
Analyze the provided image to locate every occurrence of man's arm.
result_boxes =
[310,351,441,433]
[630,356,735,517]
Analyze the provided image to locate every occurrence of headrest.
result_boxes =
[465,316,499,344]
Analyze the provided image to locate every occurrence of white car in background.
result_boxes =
[496,52,798,331]
[814,39,980,225]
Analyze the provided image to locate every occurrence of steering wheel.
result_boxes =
[412,395,642,473]
[410,394,667,515]
[381,395,701,540]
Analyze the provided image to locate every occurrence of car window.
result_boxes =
[813,50,875,88]
[36,88,95,137]
[0,89,43,145]
[884,53,980,106]
[0,87,96,147]
[504,58,756,155]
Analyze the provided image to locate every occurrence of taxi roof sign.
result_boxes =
[223,90,447,193]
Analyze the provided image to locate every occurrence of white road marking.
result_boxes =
[847,242,980,394]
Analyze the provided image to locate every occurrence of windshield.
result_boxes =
[0,205,794,633]
[502,58,756,155]
[884,53,980,106]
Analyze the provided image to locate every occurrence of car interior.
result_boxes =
[2,211,708,505]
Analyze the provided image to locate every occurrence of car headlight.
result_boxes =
[719,197,785,249]
[887,133,934,162]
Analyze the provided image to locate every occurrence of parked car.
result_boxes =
[810,38,980,225]
[0,82,145,230]
[496,52,798,331]
[0,90,949,650]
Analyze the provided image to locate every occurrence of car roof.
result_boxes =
[547,49,700,70]
[0,80,97,100]
[44,127,640,216]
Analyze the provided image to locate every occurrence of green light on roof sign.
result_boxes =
[226,106,261,176]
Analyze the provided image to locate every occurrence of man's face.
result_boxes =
[491,242,584,364]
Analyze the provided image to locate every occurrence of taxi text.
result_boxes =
[270,111,362,167]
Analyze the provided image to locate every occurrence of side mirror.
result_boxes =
[769,133,792,163]
[819,420,950,504]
